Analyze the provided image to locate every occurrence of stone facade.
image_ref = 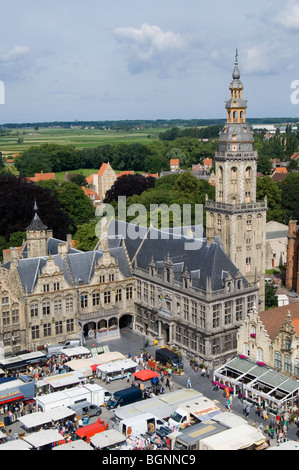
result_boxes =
[92,162,117,201]
[0,208,135,355]
[108,219,259,369]
[237,303,299,378]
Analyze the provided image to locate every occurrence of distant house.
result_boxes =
[291,152,299,162]
[265,221,289,270]
[170,159,180,172]
[92,162,117,201]
[192,164,203,171]
[203,158,213,171]
[271,167,288,182]
[81,187,100,206]
[117,170,135,178]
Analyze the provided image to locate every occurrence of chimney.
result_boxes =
[10,247,19,267]
[67,234,72,250]
[58,243,67,259]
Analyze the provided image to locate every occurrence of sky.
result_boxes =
[1,0,299,123]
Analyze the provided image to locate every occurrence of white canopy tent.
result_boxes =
[61,346,91,358]
[23,429,64,448]
[18,407,75,429]
[0,439,33,450]
[90,429,126,449]
[52,440,94,451]
[93,351,125,364]
[97,358,137,374]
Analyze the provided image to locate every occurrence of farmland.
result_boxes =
[0,125,164,157]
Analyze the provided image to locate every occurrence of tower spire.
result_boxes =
[232,48,240,80]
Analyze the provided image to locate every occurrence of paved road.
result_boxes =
[4,328,299,446]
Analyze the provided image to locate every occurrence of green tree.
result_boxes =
[280,172,299,221]
[256,176,287,223]
[73,221,98,251]
[265,283,278,310]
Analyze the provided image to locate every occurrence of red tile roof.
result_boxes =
[98,163,108,176]
[259,303,299,340]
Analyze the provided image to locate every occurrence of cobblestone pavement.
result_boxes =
[4,328,299,447]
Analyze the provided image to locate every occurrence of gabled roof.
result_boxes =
[107,219,247,292]
[259,303,299,340]
[98,163,108,176]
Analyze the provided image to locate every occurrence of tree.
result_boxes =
[265,283,278,310]
[104,174,156,204]
[280,172,299,221]
[73,221,98,251]
[256,176,287,223]
[69,173,87,187]
[0,174,73,241]
[52,182,95,233]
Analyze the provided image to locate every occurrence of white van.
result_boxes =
[46,339,83,355]
[68,401,102,418]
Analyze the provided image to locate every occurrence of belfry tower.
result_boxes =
[205,51,267,307]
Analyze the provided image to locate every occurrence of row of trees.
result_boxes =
[14,139,218,177]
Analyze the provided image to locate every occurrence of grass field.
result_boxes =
[0,126,164,156]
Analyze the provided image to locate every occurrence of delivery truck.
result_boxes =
[113,388,203,424]
[115,413,168,437]
[35,383,106,412]
[168,419,228,450]
[168,396,221,428]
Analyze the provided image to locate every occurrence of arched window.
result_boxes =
[244,343,250,357]
[257,348,263,362]
[246,166,251,179]
[231,167,237,179]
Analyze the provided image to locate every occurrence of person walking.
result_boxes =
[245,404,250,418]
[186,377,192,388]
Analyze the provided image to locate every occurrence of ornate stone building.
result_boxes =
[0,205,135,355]
[205,51,267,307]
[237,303,299,378]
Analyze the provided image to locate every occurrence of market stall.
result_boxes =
[132,369,160,394]
[35,370,87,395]
[96,358,137,382]
[23,429,65,450]
[52,439,94,450]
[0,439,33,450]
[90,429,127,450]
[18,406,75,430]
[60,346,91,359]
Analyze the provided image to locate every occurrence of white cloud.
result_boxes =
[275,0,299,30]
[113,23,204,77]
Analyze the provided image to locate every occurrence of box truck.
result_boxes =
[35,383,105,412]
[116,413,168,437]
[168,396,221,428]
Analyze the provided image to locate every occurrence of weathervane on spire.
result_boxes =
[235,48,238,65]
